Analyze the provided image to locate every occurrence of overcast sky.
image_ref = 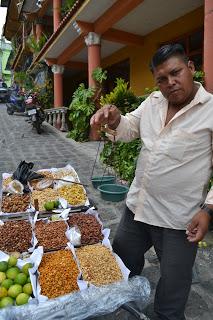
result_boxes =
[0,7,7,37]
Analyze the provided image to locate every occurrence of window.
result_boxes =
[161,28,203,70]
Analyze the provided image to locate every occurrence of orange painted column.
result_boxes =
[52,0,63,108]
[204,0,213,93]
[85,32,101,87]
[51,65,64,108]
[53,0,61,32]
[85,32,101,140]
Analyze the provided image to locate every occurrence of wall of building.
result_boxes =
[102,7,204,96]
[0,45,12,86]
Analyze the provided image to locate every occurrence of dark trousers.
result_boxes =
[112,206,197,320]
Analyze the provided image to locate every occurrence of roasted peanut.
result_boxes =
[38,249,79,298]
[76,244,123,286]
[68,214,103,245]
[1,194,30,213]
[0,220,32,253]
[35,220,68,251]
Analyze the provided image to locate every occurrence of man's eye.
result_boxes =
[172,70,180,76]
[157,78,166,84]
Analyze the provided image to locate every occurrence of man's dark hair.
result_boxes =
[150,44,189,72]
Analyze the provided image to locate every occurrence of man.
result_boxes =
[90,44,213,320]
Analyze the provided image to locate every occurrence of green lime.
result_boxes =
[23,283,32,296]
[8,256,18,267]
[0,261,8,272]
[0,287,8,298]
[1,279,13,289]
[6,267,20,280]
[53,200,60,208]
[22,263,33,276]
[0,271,6,283]
[14,273,27,286]
[16,293,30,306]
[0,296,14,308]
[44,201,55,211]
[8,284,22,298]
[27,276,31,283]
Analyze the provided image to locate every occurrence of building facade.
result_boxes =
[2,0,213,109]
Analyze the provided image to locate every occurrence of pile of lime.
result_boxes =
[0,255,33,308]
[44,200,60,211]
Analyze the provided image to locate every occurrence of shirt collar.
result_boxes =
[152,82,212,106]
[193,82,212,105]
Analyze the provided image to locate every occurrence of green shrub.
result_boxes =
[67,84,95,141]
[100,139,142,184]
[194,71,205,84]
[99,78,146,183]
[100,78,139,114]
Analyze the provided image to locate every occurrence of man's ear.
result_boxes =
[188,60,195,75]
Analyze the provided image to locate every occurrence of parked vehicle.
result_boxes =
[0,81,9,102]
[6,90,26,115]
[25,92,46,134]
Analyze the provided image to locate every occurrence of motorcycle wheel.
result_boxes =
[35,121,42,134]
[6,105,14,115]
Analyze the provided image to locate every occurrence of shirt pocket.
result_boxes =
[163,129,197,161]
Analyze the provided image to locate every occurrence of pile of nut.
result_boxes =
[35,220,68,251]
[52,168,78,180]
[76,244,123,286]
[68,213,103,245]
[2,176,12,187]
[0,220,32,253]
[31,189,59,211]
[1,194,30,213]
[39,249,79,298]
[58,185,86,206]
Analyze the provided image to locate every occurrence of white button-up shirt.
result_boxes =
[114,83,213,230]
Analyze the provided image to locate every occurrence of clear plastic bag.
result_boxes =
[68,226,81,246]
[0,276,150,320]
[3,180,24,195]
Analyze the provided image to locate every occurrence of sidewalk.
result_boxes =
[0,104,213,320]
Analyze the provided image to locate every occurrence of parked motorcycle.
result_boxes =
[25,93,46,134]
[6,90,26,115]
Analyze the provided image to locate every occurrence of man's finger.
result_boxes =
[187,229,203,243]
[187,220,198,232]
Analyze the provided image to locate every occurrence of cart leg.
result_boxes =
[120,303,150,319]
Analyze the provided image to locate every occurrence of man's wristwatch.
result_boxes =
[200,203,213,218]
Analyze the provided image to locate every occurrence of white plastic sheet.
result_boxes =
[0,275,150,320]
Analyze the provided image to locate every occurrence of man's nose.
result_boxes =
[167,76,176,86]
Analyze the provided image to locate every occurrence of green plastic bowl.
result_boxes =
[97,184,129,202]
[91,176,116,189]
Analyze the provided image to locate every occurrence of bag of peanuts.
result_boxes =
[66,208,110,246]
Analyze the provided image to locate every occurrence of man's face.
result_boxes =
[153,56,195,107]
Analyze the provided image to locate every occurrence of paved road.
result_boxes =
[0,104,213,320]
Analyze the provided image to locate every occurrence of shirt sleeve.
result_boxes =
[107,96,151,142]
[204,132,213,204]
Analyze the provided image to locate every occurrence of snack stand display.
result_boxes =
[0,162,150,320]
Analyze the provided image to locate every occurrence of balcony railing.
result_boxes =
[44,107,68,132]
